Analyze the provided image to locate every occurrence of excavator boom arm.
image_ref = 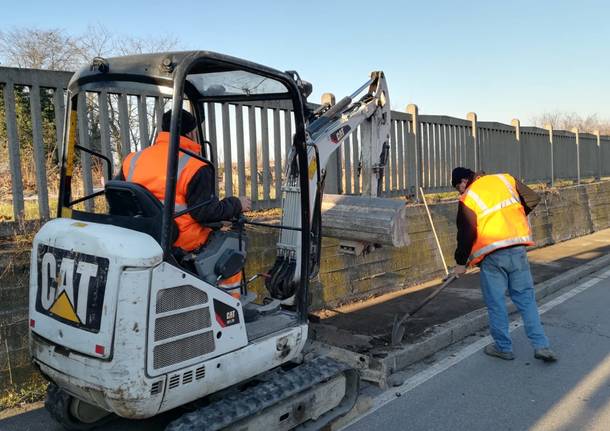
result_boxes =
[266,71,391,300]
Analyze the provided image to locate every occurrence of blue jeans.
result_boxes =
[479,246,550,352]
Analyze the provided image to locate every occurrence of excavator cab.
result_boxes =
[54,52,312,308]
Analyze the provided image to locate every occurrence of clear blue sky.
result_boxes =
[2,0,608,124]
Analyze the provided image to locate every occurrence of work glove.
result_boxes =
[449,264,466,279]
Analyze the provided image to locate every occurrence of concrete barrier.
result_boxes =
[0,242,32,388]
[246,181,610,310]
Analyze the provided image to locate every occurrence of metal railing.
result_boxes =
[2,65,610,228]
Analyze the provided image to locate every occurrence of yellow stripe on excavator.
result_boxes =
[308,158,317,180]
[65,110,78,177]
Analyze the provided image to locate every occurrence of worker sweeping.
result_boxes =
[450,167,557,362]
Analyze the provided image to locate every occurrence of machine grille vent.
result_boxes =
[195,366,205,380]
[156,285,208,313]
[182,371,193,384]
[154,331,216,369]
[168,374,180,389]
[154,308,211,341]
[150,380,163,395]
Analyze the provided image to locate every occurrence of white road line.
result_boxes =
[340,268,610,430]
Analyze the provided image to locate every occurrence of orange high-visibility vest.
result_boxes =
[122,131,211,251]
[460,173,534,266]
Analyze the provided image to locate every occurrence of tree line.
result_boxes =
[0,25,180,197]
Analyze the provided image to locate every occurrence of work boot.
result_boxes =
[484,344,515,360]
[534,348,558,362]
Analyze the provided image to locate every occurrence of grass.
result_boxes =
[0,374,48,411]
[421,190,460,202]
[0,196,276,222]
[0,199,59,221]
[246,207,282,221]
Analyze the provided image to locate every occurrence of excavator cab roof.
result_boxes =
[69,50,311,104]
[59,51,311,264]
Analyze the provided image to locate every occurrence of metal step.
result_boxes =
[165,356,359,431]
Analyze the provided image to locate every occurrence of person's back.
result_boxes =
[459,173,533,266]
[122,129,211,251]
[119,109,251,252]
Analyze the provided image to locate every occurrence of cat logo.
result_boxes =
[36,245,109,332]
[213,299,240,328]
[330,125,351,144]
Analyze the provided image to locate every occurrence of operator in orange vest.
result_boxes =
[119,109,251,252]
[451,167,557,362]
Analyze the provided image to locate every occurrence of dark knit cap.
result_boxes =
[161,109,197,135]
[451,167,475,188]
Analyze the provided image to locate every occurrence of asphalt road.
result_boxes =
[2,267,610,431]
[345,267,610,431]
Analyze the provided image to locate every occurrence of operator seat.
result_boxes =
[105,181,251,299]
[104,180,178,246]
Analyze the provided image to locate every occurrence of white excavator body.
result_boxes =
[31,218,306,419]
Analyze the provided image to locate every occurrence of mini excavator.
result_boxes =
[29,51,390,430]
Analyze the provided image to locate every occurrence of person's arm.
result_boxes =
[515,179,540,215]
[186,165,243,223]
[454,201,477,266]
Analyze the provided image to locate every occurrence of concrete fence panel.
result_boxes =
[0,67,73,221]
[381,111,412,198]
[553,130,578,181]
[2,65,610,227]
[417,115,473,192]
[579,132,598,180]
[478,122,519,176]
[600,137,610,177]
[521,127,552,183]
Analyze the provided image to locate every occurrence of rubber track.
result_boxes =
[45,384,114,431]
[165,356,350,431]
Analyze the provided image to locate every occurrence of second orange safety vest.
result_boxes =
[460,173,534,266]
[122,131,211,251]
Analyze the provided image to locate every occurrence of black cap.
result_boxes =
[451,167,475,188]
[161,109,197,136]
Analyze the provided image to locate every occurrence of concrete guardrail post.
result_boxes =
[406,104,420,201]
[322,93,341,194]
[511,118,523,182]
[3,80,25,221]
[467,112,478,171]
[572,127,580,184]
[545,123,555,186]
[594,130,601,180]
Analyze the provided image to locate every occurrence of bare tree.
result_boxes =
[0,24,179,70]
[0,28,80,70]
[73,24,116,64]
[0,25,181,171]
[113,33,179,56]
[531,111,610,135]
